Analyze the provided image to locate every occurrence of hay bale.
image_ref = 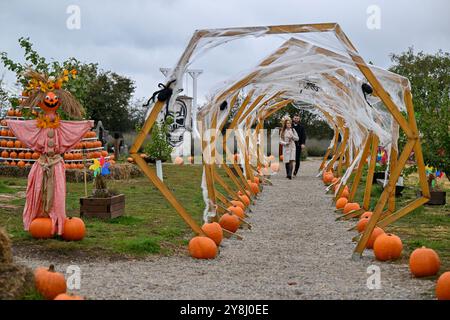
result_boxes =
[0,263,34,300]
[0,227,13,264]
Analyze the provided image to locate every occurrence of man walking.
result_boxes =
[292,114,306,177]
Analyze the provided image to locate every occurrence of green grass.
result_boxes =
[0,164,215,258]
[351,169,450,272]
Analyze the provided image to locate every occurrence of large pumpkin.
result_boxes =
[227,205,244,219]
[34,265,67,300]
[343,202,360,214]
[188,236,217,259]
[373,233,403,261]
[409,247,440,277]
[219,213,240,233]
[62,217,86,241]
[29,217,53,239]
[336,197,348,210]
[436,272,450,300]
[54,293,84,300]
[201,222,223,246]
[366,227,385,249]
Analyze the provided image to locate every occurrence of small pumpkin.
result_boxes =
[373,233,403,261]
[357,216,370,233]
[323,172,334,184]
[32,152,40,159]
[9,151,17,159]
[54,293,84,300]
[7,109,15,116]
[174,156,184,165]
[24,151,32,159]
[1,150,8,158]
[227,205,244,219]
[343,202,360,214]
[64,153,74,160]
[62,217,86,241]
[34,264,67,300]
[270,162,279,172]
[127,157,134,163]
[29,217,53,239]
[7,130,14,137]
[336,197,348,210]
[17,160,25,168]
[219,213,240,233]
[366,227,385,249]
[238,194,250,207]
[6,140,14,148]
[18,151,25,159]
[14,140,21,148]
[409,246,440,277]
[360,211,373,220]
[340,186,350,198]
[436,272,450,300]
[247,181,259,194]
[0,129,7,136]
[201,222,223,246]
[188,236,218,259]
[230,200,245,210]
[0,139,7,147]
[9,160,16,166]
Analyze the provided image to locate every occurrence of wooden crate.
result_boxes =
[80,194,125,219]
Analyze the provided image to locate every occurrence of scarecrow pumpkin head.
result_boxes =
[38,92,61,114]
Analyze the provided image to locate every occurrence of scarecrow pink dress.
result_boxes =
[6,119,93,235]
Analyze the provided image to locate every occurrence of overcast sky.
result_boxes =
[1,0,449,103]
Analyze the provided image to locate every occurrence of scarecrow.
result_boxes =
[6,68,93,235]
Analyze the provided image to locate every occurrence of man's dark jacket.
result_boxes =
[292,122,306,146]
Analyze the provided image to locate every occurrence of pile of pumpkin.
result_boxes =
[188,176,260,260]
[323,169,450,300]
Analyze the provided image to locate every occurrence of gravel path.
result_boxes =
[15,159,435,299]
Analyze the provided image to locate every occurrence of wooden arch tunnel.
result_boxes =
[131,23,429,257]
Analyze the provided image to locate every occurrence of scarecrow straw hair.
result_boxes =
[20,68,85,119]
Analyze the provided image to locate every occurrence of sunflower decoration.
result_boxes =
[20,67,84,120]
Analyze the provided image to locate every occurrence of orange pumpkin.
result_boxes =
[64,163,71,170]
[230,200,245,210]
[366,227,385,249]
[219,213,240,233]
[101,150,108,157]
[357,217,370,233]
[127,157,134,163]
[17,160,25,168]
[18,151,25,159]
[336,197,348,210]
[436,272,450,300]
[373,233,403,261]
[7,130,14,137]
[14,140,21,148]
[238,194,250,207]
[253,176,260,185]
[247,181,259,194]
[323,172,334,184]
[6,140,14,148]
[343,202,360,214]
[29,217,53,239]
[188,236,218,259]
[24,151,32,159]
[32,152,40,159]
[62,217,86,241]
[9,151,17,159]
[174,156,184,165]
[77,163,84,169]
[14,109,22,117]
[54,293,84,300]
[360,211,373,220]
[0,139,7,147]
[85,142,94,149]
[1,150,8,158]
[227,205,244,219]
[7,109,15,116]
[9,160,16,166]
[409,247,440,277]
[34,265,67,300]
[201,222,223,246]
[340,186,350,198]
[70,163,78,169]
[94,141,102,148]
[64,153,74,160]
[37,92,61,114]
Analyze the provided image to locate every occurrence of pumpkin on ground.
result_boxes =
[323,172,334,184]
[54,293,84,300]
[409,247,440,277]
[343,202,360,214]
[373,233,403,261]
[340,186,350,198]
[360,211,373,220]
[219,213,240,233]
[230,200,245,210]
[227,205,244,219]
[357,217,370,233]
[366,227,385,249]
[62,217,86,241]
[29,217,53,239]
[336,197,348,210]
[34,265,67,300]
[247,181,259,194]
[436,272,450,300]
[201,222,223,246]
[238,194,250,207]
[188,236,217,259]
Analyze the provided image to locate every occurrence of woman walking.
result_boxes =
[280,118,299,179]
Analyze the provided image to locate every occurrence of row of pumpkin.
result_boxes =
[323,169,450,300]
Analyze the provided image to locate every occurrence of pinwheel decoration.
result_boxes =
[425,165,445,189]
[89,156,111,177]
